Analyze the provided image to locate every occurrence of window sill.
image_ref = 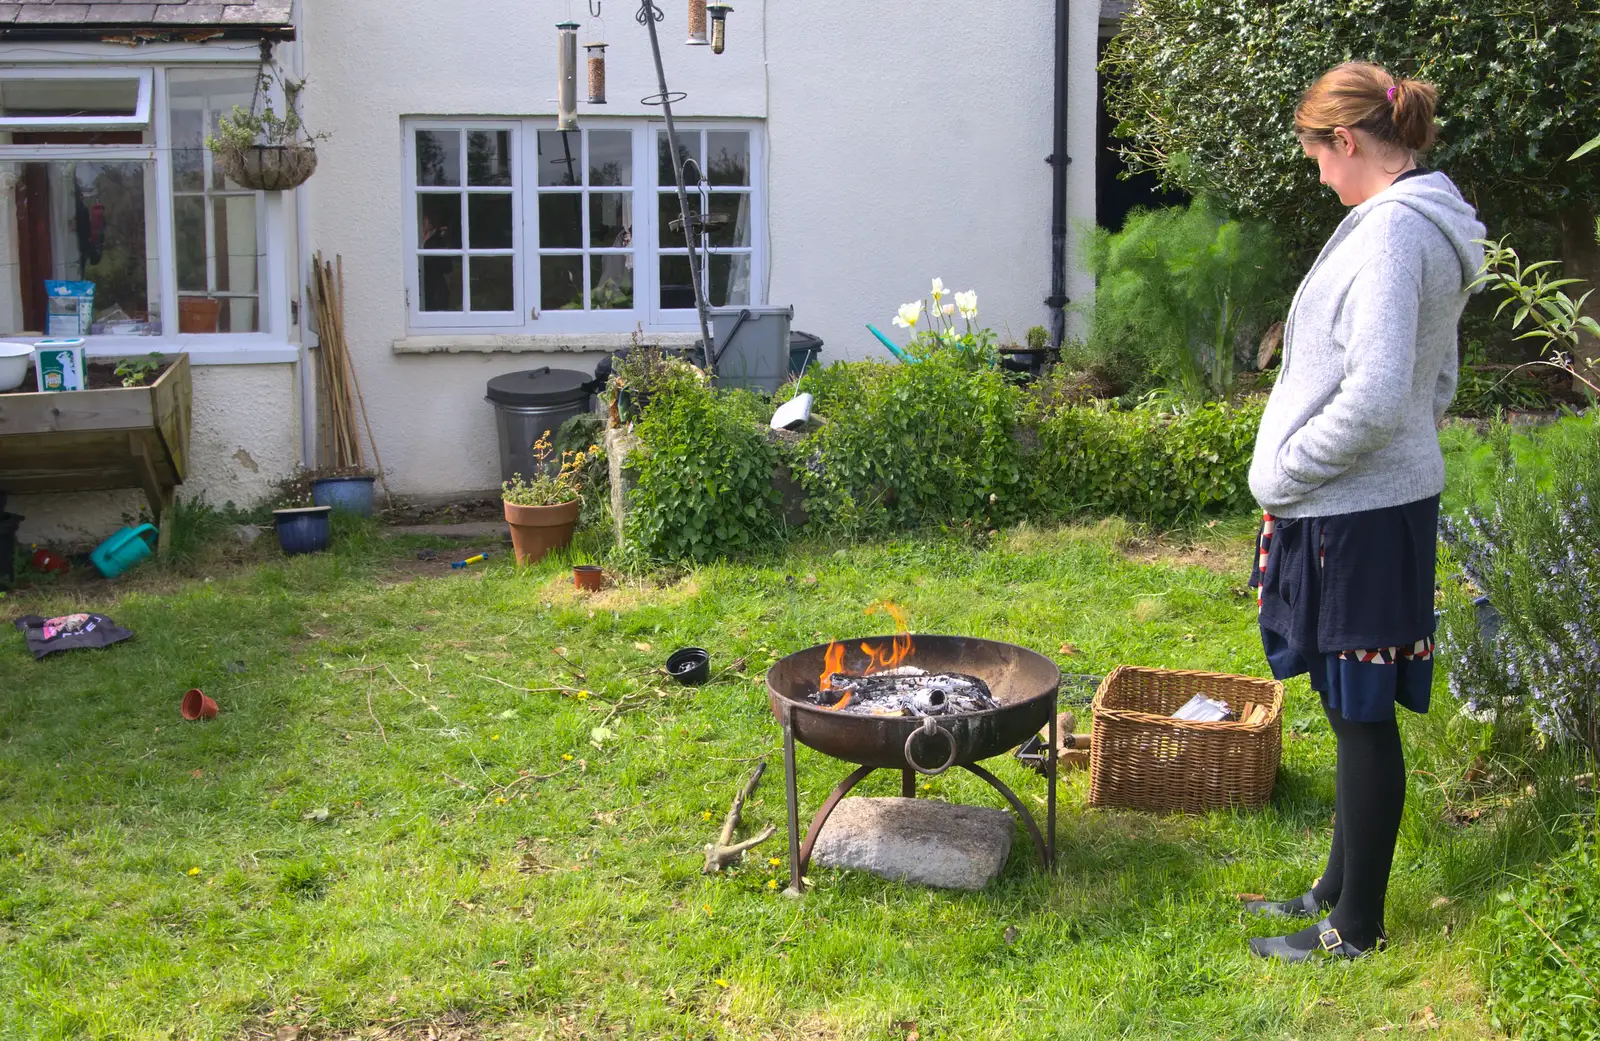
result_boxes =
[391,332,702,355]
[80,335,301,365]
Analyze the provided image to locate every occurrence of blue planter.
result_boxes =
[274,506,333,555]
[311,475,376,516]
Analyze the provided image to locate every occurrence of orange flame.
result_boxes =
[817,603,916,709]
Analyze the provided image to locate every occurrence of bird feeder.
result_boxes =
[705,1,732,54]
[686,0,708,45]
[585,41,608,104]
[556,20,580,131]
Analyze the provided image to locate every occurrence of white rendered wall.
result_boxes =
[298,0,1100,500]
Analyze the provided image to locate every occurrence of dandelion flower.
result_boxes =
[702,810,713,820]
[892,300,924,330]
[561,753,574,762]
[576,690,590,700]
[187,867,201,876]
[491,734,500,741]
[768,857,782,866]
[495,796,508,805]
[767,878,779,889]
[715,978,729,988]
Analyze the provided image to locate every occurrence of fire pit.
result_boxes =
[767,633,1061,893]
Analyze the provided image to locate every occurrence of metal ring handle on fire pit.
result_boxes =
[904,717,958,776]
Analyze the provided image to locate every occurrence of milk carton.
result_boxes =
[34,338,87,392]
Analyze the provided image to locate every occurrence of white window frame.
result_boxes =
[403,120,523,331]
[400,117,765,337]
[0,67,153,131]
[0,55,292,362]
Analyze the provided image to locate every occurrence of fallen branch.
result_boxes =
[703,760,777,873]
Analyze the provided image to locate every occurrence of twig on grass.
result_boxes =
[475,674,579,695]
[703,760,777,873]
[441,773,478,791]
[366,673,389,746]
[1509,894,1600,997]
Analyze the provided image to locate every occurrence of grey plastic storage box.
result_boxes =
[708,305,794,393]
[485,367,592,483]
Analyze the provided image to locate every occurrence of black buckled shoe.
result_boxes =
[1242,889,1323,919]
[1248,918,1385,963]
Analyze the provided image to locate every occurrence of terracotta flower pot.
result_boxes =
[503,497,581,565]
[573,564,605,591]
[181,688,219,720]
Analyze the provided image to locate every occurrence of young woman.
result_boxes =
[1244,62,1485,962]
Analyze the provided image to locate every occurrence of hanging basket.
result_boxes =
[218,143,318,191]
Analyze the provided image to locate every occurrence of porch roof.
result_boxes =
[0,0,294,41]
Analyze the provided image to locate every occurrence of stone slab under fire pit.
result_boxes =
[811,797,1014,890]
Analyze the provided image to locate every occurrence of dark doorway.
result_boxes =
[1096,34,1187,230]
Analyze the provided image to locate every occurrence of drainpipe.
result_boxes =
[1046,0,1071,347]
[289,0,315,470]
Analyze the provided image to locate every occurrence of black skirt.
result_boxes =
[1249,495,1440,721]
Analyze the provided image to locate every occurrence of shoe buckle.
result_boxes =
[1318,926,1345,952]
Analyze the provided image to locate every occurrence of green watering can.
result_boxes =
[90,523,158,579]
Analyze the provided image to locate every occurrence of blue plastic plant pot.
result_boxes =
[89,523,158,579]
[273,506,333,555]
[311,475,376,516]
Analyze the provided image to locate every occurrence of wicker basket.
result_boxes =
[1088,665,1283,814]
[218,144,318,192]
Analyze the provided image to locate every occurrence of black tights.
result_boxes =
[1297,699,1405,951]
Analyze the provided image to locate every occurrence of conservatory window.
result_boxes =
[0,70,153,131]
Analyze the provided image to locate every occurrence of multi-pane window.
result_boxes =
[413,126,517,316]
[168,70,261,333]
[536,128,634,314]
[404,119,762,333]
[657,128,752,311]
[0,65,283,347]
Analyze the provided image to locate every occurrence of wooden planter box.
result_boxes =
[0,353,192,523]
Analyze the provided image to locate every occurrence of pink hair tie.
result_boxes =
[1387,85,1398,103]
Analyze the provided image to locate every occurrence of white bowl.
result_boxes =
[0,342,33,392]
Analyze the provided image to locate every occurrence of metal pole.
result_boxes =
[640,0,715,357]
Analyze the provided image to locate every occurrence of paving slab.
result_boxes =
[811,796,1013,891]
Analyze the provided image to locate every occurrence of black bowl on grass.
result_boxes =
[666,647,711,685]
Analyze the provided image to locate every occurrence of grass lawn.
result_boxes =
[0,515,1569,1040]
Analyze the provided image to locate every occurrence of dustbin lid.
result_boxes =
[486,366,591,408]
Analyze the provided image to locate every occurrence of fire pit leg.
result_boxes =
[901,768,916,798]
[794,763,877,884]
[963,763,1054,871]
[1047,688,1058,868]
[782,705,806,895]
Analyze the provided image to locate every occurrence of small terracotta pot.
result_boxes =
[181,688,219,720]
[573,564,605,591]
[503,497,581,565]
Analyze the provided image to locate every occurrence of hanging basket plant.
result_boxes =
[206,62,327,192]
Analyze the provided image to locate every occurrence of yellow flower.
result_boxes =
[767,878,779,889]
[892,300,924,330]
[702,810,713,820]
[495,796,508,805]
[768,857,781,866]
[703,904,713,915]
[714,978,729,988]
[576,690,590,700]
[491,734,500,741]
[561,753,574,762]
[186,867,200,876]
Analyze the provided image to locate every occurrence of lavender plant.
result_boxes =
[1441,414,1600,758]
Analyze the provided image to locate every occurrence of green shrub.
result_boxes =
[1487,826,1600,1041]
[1440,410,1600,757]
[1080,199,1290,402]
[625,380,782,562]
[797,350,1026,533]
[1026,398,1263,525]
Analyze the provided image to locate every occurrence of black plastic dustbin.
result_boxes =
[789,331,823,376]
[485,367,593,483]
